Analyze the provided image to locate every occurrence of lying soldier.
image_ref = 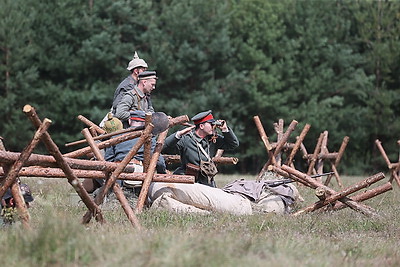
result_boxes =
[147,172,301,215]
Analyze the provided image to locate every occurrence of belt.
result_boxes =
[116,159,143,166]
[130,159,143,166]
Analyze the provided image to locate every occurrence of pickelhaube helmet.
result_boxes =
[127,51,148,71]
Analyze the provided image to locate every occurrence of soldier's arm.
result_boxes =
[115,93,138,121]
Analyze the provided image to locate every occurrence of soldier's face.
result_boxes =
[200,122,215,135]
[143,79,156,94]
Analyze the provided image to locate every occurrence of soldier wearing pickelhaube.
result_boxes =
[163,110,239,187]
[100,51,149,128]
[111,51,148,114]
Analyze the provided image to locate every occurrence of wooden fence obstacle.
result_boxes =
[0,105,195,228]
[301,131,349,188]
[270,164,386,217]
[374,139,400,187]
[253,116,299,181]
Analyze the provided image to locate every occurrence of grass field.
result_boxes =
[1,174,399,266]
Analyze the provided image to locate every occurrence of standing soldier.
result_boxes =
[114,71,158,128]
[100,51,148,128]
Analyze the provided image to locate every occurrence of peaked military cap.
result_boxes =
[138,71,158,80]
[191,110,216,125]
[127,51,148,71]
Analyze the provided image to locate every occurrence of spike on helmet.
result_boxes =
[127,51,148,71]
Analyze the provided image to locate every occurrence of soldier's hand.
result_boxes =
[216,120,228,132]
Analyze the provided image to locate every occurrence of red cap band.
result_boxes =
[130,117,145,122]
[193,114,214,125]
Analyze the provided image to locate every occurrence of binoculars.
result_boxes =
[214,120,225,127]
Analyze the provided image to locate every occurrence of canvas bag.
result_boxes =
[196,142,218,186]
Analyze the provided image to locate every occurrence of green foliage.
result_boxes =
[0,0,399,174]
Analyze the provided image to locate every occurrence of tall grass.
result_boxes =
[1,175,399,266]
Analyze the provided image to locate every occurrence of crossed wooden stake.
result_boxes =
[375,139,400,187]
[253,115,393,216]
[0,105,194,229]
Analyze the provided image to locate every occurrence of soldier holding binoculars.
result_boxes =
[163,110,239,187]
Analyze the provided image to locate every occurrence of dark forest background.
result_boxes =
[1,0,399,175]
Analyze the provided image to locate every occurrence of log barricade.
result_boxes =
[0,105,196,228]
[23,104,105,223]
[279,164,381,217]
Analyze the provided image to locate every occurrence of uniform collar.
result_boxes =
[133,84,145,98]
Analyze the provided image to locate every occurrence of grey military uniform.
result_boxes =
[114,85,154,128]
[111,75,137,114]
[163,129,239,185]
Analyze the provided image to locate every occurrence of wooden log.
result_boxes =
[274,119,284,166]
[65,126,142,147]
[253,116,272,151]
[3,167,195,183]
[136,129,169,213]
[315,187,327,200]
[304,152,339,160]
[82,123,154,224]
[270,143,296,150]
[163,154,239,165]
[324,136,349,188]
[257,120,298,180]
[63,131,142,158]
[143,113,152,172]
[293,172,385,216]
[375,139,392,168]
[169,115,190,127]
[113,183,142,229]
[81,128,141,229]
[272,120,298,160]
[335,136,349,166]
[77,115,106,135]
[280,164,379,216]
[0,119,51,199]
[332,182,392,210]
[268,165,312,187]
[375,139,400,186]
[316,131,329,175]
[0,150,135,173]
[0,138,33,229]
[306,133,324,176]
[23,104,104,223]
[286,123,311,165]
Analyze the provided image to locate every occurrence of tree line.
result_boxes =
[1,0,399,175]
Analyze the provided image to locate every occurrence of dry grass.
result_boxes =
[1,174,399,266]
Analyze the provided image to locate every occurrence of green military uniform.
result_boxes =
[163,110,239,186]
